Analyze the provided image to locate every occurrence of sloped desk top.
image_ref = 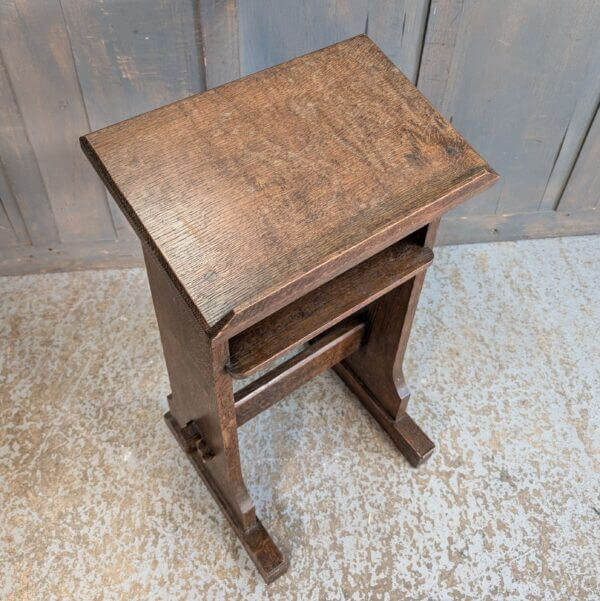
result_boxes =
[81,35,497,339]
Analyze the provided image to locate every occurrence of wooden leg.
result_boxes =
[143,247,287,582]
[334,223,438,467]
[164,413,288,583]
[333,362,434,466]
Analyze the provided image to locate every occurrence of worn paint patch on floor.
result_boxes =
[1,236,599,600]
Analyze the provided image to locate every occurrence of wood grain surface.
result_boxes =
[82,35,496,333]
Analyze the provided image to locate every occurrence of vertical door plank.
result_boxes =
[61,0,204,239]
[199,0,240,88]
[0,164,29,246]
[416,0,465,107]
[0,51,58,246]
[0,197,18,248]
[419,0,600,218]
[0,0,115,243]
[538,69,600,211]
[237,0,368,76]
[61,0,203,128]
[210,0,429,86]
[557,104,600,211]
[366,0,429,84]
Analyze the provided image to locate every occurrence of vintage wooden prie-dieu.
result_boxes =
[81,36,497,582]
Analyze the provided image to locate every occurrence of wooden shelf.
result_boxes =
[227,241,433,378]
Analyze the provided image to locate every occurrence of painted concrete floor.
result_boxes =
[1,235,599,600]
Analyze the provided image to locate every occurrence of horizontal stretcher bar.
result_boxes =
[234,318,366,426]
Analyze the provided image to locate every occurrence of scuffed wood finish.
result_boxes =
[0,193,18,248]
[363,0,429,83]
[416,0,465,109]
[538,59,600,212]
[0,164,27,248]
[228,241,433,378]
[0,239,141,276]
[238,0,428,84]
[234,318,365,427]
[199,0,240,88]
[3,0,600,276]
[61,0,203,132]
[0,0,203,271]
[238,0,366,76]
[437,208,600,245]
[82,35,496,334]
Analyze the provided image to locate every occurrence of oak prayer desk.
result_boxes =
[81,35,497,583]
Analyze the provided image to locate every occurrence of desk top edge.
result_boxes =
[210,165,498,339]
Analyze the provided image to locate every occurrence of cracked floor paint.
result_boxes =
[1,236,599,600]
